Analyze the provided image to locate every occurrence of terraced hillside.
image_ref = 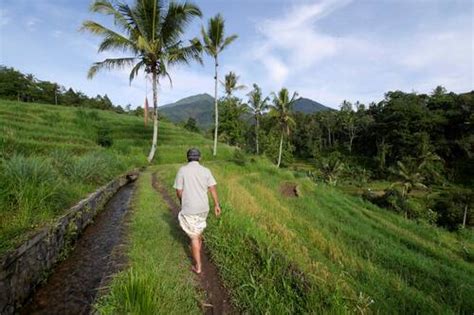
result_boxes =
[1,100,472,314]
[0,100,232,254]
[152,161,474,314]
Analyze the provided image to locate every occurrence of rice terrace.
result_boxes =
[0,0,473,314]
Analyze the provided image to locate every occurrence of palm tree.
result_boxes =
[247,83,269,155]
[320,155,345,186]
[201,14,238,156]
[270,88,298,167]
[391,161,427,198]
[81,0,202,162]
[222,71,245,97]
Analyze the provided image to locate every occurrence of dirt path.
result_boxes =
[152,173,234,315]
[20,182,135,315]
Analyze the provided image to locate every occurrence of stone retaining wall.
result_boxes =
[0,171,138,315]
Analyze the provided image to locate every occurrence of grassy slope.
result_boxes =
[2,100,473,313]
[155,160,474,314]
[0,100,232,254]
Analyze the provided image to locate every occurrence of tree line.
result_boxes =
[211,79,473,229]
[0,65,130,112]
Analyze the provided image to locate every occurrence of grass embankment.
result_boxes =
[0,100,233,254]
[95,171,201,314]
[155,160,474,314]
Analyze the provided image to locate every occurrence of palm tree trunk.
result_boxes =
[462,204,468,228]
[147,71,159,163]
[255,116,259,155]
[277,132,283,168]
[212,56,219,156]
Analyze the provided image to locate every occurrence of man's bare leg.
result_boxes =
[190,235,202,274]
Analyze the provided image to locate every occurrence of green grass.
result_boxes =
[94,172,202,315]
[0,100,233,254]
[2,99,473,313]
[154,160,474,314]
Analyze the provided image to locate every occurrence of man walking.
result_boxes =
[173,148,221,274]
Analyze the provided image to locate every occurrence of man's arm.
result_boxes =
[208,185,221,217]
[176,189,183,205]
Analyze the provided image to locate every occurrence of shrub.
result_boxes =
[233,149,247,166]
[0,155,64,224]
[433,189,473,230]
[64,151,126,185]
[97,126,113,147]
[315,153,345,186]
[343,165,371,186]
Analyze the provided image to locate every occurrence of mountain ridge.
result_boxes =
[160,93,332,129]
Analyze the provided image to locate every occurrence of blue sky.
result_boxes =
[0,0,472,109]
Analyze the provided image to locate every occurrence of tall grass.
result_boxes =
[0,100,150,254]
[155,160,474,313]
[95,172,201,315]
[0,155,65,223]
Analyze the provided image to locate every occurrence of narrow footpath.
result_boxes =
[20,182,135,315]
[152,173,234,315]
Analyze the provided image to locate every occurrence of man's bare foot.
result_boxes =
[191,265,202,274]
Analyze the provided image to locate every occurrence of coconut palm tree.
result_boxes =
[81,0,202,162]
[222,71,245,97]
[270,88,298,167]
[247,83,269,155]
[201,14,238,156]
[391,161,427,198]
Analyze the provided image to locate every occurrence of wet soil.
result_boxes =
[20,182,135,315]
[152,173,234,315]
[280,182,299,197]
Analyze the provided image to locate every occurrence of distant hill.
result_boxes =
[292,97,332,113]
[160,93,214,129]
[159,94,331,129]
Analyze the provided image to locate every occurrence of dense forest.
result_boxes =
[211,78,474,230]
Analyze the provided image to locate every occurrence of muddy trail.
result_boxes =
[152,173,234,315]
[20,182,135,315]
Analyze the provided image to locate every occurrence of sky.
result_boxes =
[0,0,472,109]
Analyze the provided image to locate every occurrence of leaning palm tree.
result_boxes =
[270,88,298,167]
[201,14,238,156]
[222,71,245,97]
[81,0,202,162]
[247,83,269,154]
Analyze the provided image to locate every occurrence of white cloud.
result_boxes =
[249,0,472,107]
[253,0,354,85]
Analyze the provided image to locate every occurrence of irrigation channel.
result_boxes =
[20,182,135,315]
[152,173,234,315]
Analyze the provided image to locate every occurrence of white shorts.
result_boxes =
[178,211,208,238]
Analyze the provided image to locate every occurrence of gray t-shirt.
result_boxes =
[173,161,217,214]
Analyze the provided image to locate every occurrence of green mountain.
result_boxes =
[292,97,332,113]
[159,93,215,129]
[160,94,332,129]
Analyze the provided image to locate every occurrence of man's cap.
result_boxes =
[187,148,201,159]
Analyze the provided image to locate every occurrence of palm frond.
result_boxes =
[87,57,136,79]
[129,60,145,84]
[162,1,202,45]
[220,34,238,52]
[89,0,133,34]
[168,38,203,66]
